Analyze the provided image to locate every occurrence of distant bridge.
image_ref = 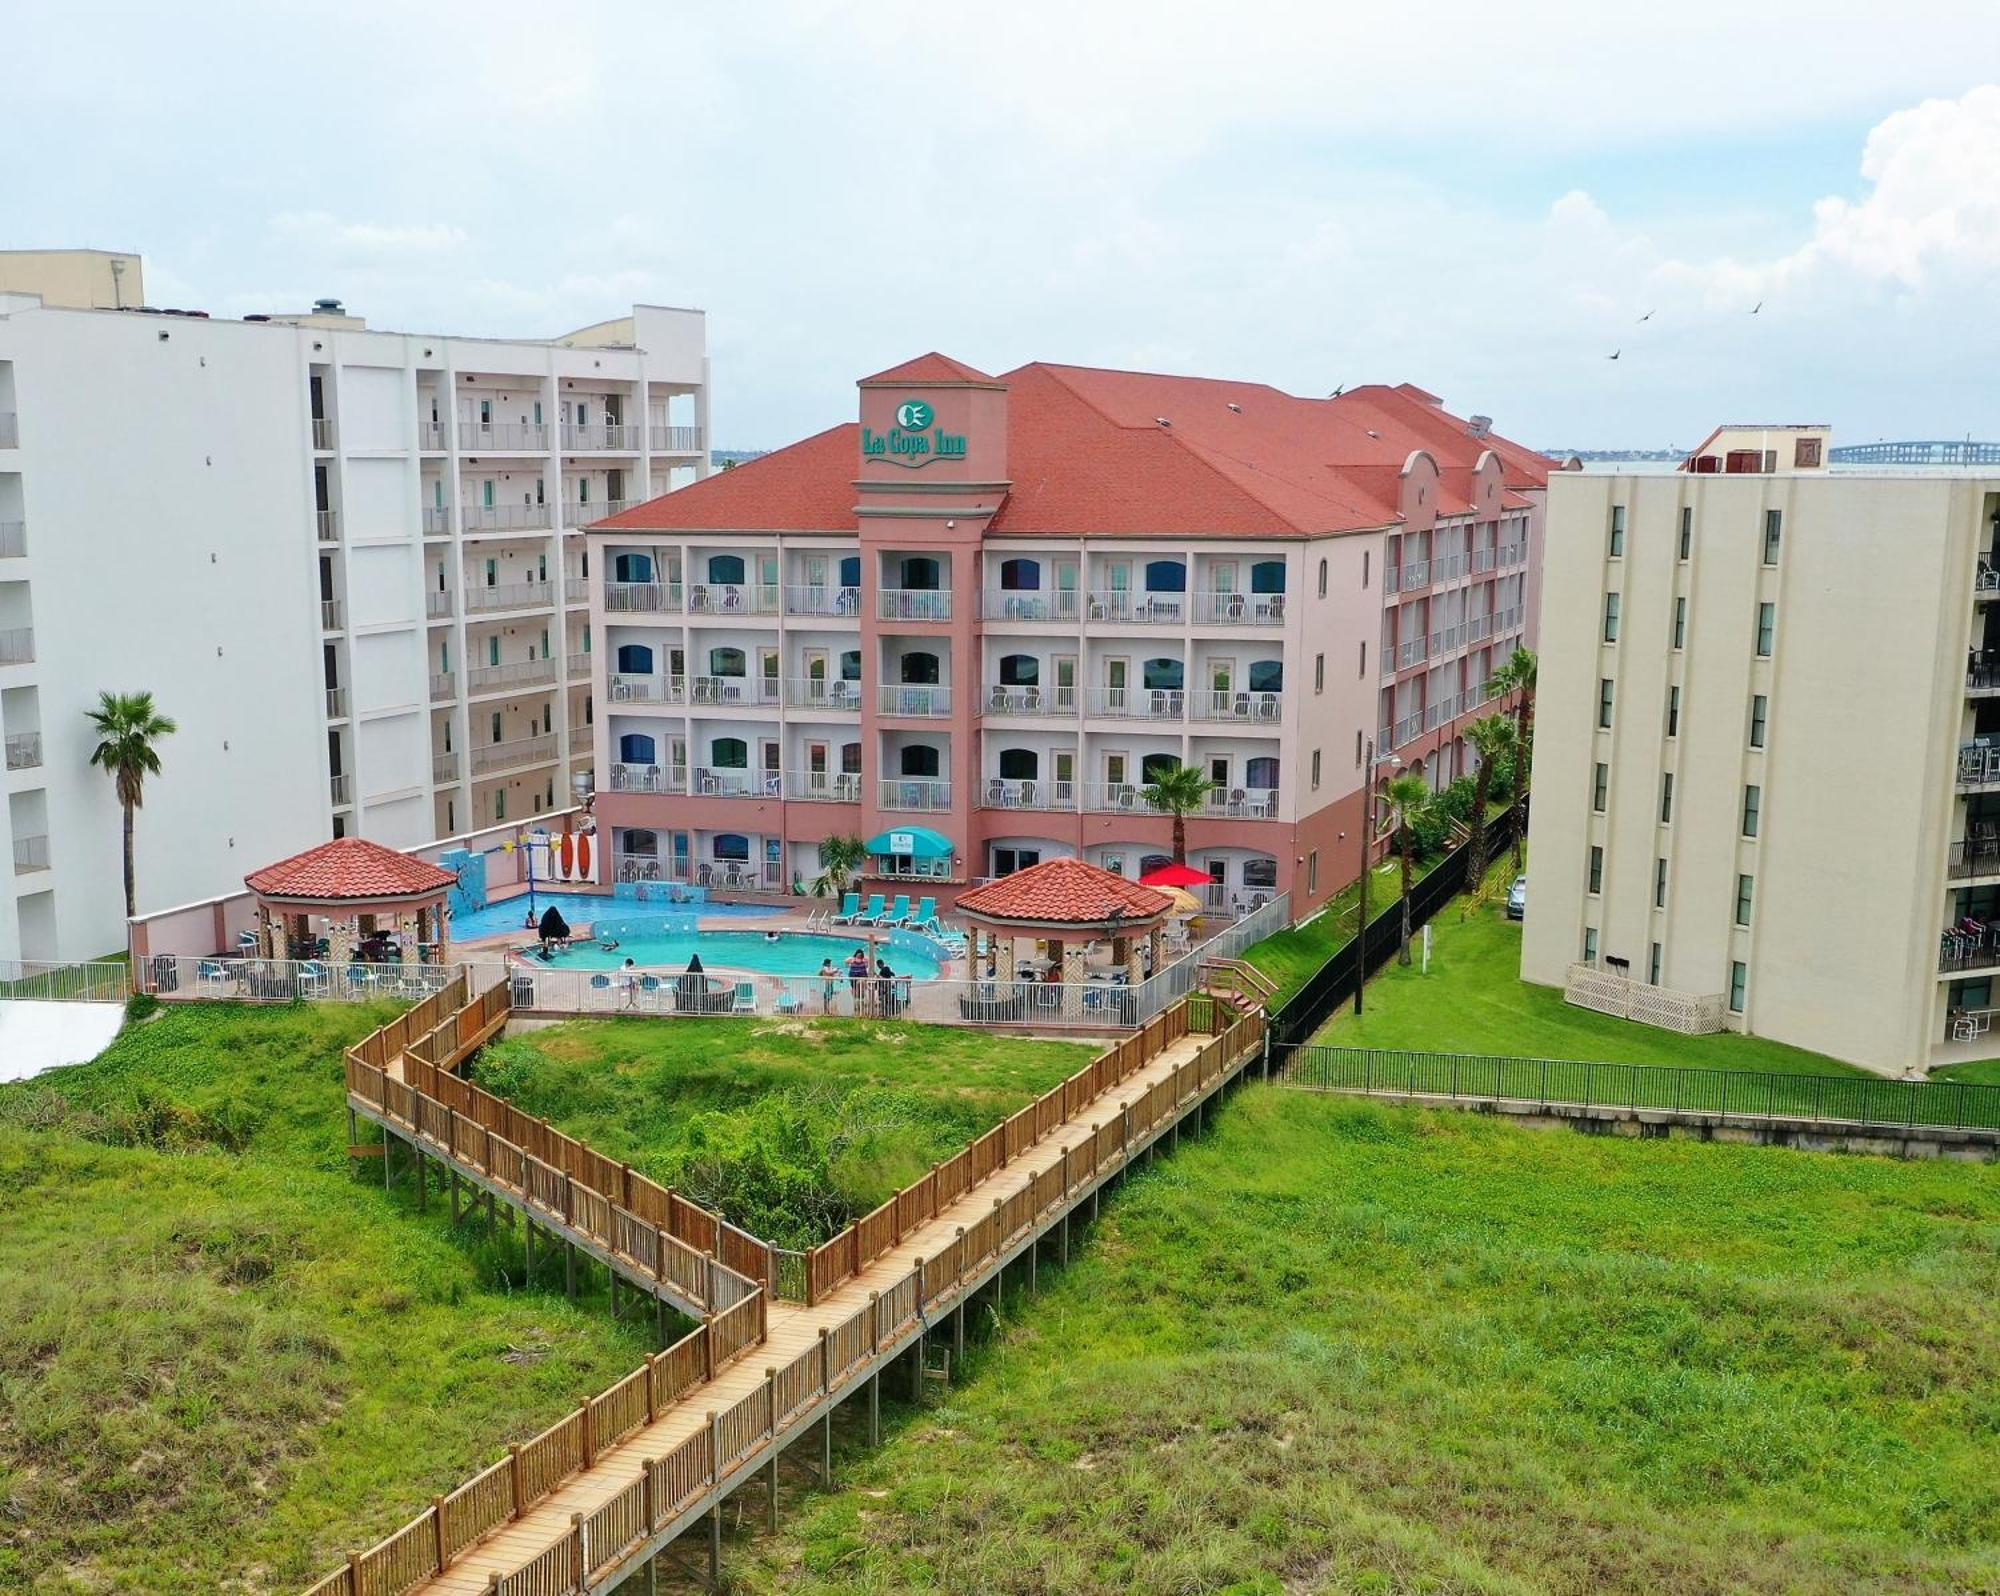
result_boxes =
[1829,440,2000,466]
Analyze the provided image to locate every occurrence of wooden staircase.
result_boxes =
[1200,958,1277,1018]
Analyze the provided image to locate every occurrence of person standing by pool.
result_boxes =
[875,957,897,1018]
[819,957,839,1014]
[621,956,640,1009]
[846,947,869,1014]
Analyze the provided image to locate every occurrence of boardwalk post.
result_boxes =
[869,1368,880,1446]
[819,1326,834,1483]
[509,1443,524,1517]
[524,1217,534,1278]
[570,1512,585,1589]
[432,1493,447,1569]
[1028,1226,1038,1293]
[450,1168,460,1224]
[581,1397,596,1467]
[383,1129,393,1190]
[708,1504,722,1591]
[868,1290,880,1353]
[764,1370,779,1532]
[656,1293,670,1349]
[566,1239,577,1298]
[415,1148,427,1212]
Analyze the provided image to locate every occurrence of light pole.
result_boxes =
[1353,749,1402,1016]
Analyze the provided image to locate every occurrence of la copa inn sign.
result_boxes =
[861,398,968,468]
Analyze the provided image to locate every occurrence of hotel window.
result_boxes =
[1666,685,1680,737]
[1308,851,1319,893]
[1678,508,1691,561]
[1649,942,1662,984]
[1315,654,1325,693]
[1742,783,1761,838]
[1358,640,1366,677]
[1749,693,1768,749]
[1321,558,1331,596]
[1653,857,1667,908]
[1756,602,1776,656]
[1583,927,1599,963]
[1735,873,1754,927]
[1592,762,1608,812]
[1311,750,1321,789]
[1603,592,1621,643]
[1672,596,1686,649]
[495,789,506,820]
[1608,505,1626,557]
[1588,845,1603,895]
[1598,678,1615,729]
[1762,509,1782,565]
[1659,771,1673,823]
[1729,960,1748,1014]
[1355,730,1363,767]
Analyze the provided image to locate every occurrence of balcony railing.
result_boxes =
[1086,591,1186,623]
[604,580,682,614]
[1949,837,2000,879]
[1081,783,1155,814]
[878,683,952,716]
[466,658,558,693]
[561,423,640,451]
[1970,661,2000,695]
[319,598,342,630]
[689,674,780,707]
[464,581,554,613]
[1470,545,1496,574]
[421,506,451,535]
[316,509,339,541]
[430,672,455,702]
[433,750,460,783]
[569,723,592,752]
[686,582,779,615]
[983,683,1079,716]
[981,778,1076,811]
[783,677,864,712]
[608,673,685,704]
[785,771,863,803]
[4,731,42,771]
[426,589,453,619]
[471,734,558,776]
[565,652,592,677]
[1497,541,1527,569]
[878,588,951,622]
[980,589,1082,623]
[329,774,351,807]
[1192,590,1287,625]
[692,767,783,798]
[1424,691,1466,731]
[311,417,334,450]
[457,421,548,451]
[1085,686,1184,721]
[13,833,49,875]
[460,502,553,533]
[877,777,953,812]
[1387,635,1427,673]
[418,421,447,451]
[1189,689,1285,723]
[0,627,33,665]
[1432,552,1467,584]
[0,413,17,448]
[785,584,863,618]
[606,762,687,795]
[1398,560,1430,591]
[1958,743,2000,789]
[0,521,26,558]
[650,425,703,453]
[1467,612,1495,644]
[324,686,348,719]
[1204,786,1280,819]
[1429,622,1468,657]
[564,499,631,526]
[1939,923,2000,974]
[1393,709,1424,747]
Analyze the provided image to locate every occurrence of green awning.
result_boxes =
[865,825,952,860]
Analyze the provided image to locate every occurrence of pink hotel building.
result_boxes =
[586,355,1545,918]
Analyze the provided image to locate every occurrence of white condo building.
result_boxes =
[0,251,709,962]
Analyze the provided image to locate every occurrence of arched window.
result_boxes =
[709,646,745,677]
[711,737,748,769]
[615,643,654,674]
[839,555,861,588]
[618,733,657,764]
[1141,752,1181,783]
[999,653,1039,686]
[999,558,1041,592]
[899,651,940,685]
[1139,852,1172,878]
[1144,559,1187,594]
[623,829,658,857]
[707,553,746,585]
[1251,559,1286,594]
[1248,660,1284,693]
[840,742,862,774]
[613,552,653,584]
[1245,755,1280,789]
[839,650,861,682]
[1243,857,1278,888]
[900,745,940,777]
[901,555,941,590]
[998,748,1038,779]
[1143,657,1183,690]
[713,832,750,861]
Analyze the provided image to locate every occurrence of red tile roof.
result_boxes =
[594,357,1549,539]
[957,857,1175,927]
[858,351,1000,386]
[246,837,457,901]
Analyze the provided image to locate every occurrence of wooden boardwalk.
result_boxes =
[312,987,1266,1596]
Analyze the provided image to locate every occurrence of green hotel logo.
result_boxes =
[862,397,967,469]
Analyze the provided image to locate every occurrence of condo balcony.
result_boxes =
[690,674,780,707]
[1189,689,1285,724]
[691,766,783,798]
[686,581,780,616]
[13,832,49,875]
[1204,786,1280,819]
[783,677,864,713]
[1948,837,2000,881]
[784,584,863,619]
[427,590,454,619]
[1939,920,2000,974]
[1958,742,2000,790]
[433,750,460,784]
[877,776,953,812]
[316,509,339,542]
[981,777,1076,811]
[320,598,342,630]
[464,581,554,615]
[457,421,549,451]
[466,658,558,694]
[0,626,33,665]
[983,683,1079,716]
[649,425,704,453]
[878,683,952,717]
[1081,782,1157,814]
[461,502,554,533]
[4,731,41,771]
[1191,590,1287,625]
[606,762,687,795]
[785,770,863,803]
[981,588,1083,623]
[608,672,685,705]
[878,588,951,622]
[324,687,348,719]
[418,421,447,451]
[565,499,634,527]
[470,734,557,776]
[329,773,351,807]
[569,723,592,753]
[0,520,25,559]
[1085,590,1187,624]
[605,580,683,615]
[1085,686,1184,722]
[430,672,455,702]
[560,422,641,451]
[1383,635,1429,677]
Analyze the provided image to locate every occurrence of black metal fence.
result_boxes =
[1275,1044,2000,1133]
[1266,802,1523,1046]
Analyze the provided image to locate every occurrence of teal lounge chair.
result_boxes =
[910,896,938,932]
[732,980,757,1013]
[832,891,861,924]
[856,893,888,925]
[885,894,912,926]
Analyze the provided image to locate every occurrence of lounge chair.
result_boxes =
[197,958,232,995]
[884,894,912,927]
[295,960,331,997]
[774,986,802,1016]
[732,980,757,1014]
[639,974,663,1007]
[589,973,613,1004]
[855,893,888,925]
[910,896,939,932]
[832,891,861,925]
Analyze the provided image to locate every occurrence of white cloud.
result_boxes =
[268,212,468,263]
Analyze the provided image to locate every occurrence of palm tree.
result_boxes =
[1463,713,1518,892]
[1141,764,1213,863]
[1488,645,1538,866]
[1383,772,1434,966]
[811,834,868,898]
[85,690,178,920]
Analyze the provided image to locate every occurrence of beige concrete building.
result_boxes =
[0,249,143,309]
[1522,458,2000,1077]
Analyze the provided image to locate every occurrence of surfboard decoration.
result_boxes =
[577,833,593,880]
[559,833,574,877]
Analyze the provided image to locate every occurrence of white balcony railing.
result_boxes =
[565,652,591,677]
[569,723,592,752]
[981,778,1077,811]
[560,423,640,451]
[316,509,339,541]
[466,658,558,693]
[0,413,17,448]
[563,499,631,527]
[785,771,864,803]
[4,731,42,771]
[471,734,558,776]
[691,767,784,798]
[433,750,460,783]
[1470,545,1496,574]
[606,762,687,795]
[649,425,704,453]
[1958,743,2000,788]
[1393,710,1424,747]
[608,674,685,704]
[0,627,33,665]
[418,421,447,451]
[1204,786,1280,819]
[1497,541,1527,569]
[329,773,351,807]
[1085,591,1186,623]
[1081,783,1154,813]
[784,585,863,618]
[13,833,50,874]
[878,588,952,622]
[982,683,1079,716]
[457,421,548,451]
[430,672,455,702]
[878,683,952,717]
[311,417,334,450]
[1432,552,1467,584]
[1190,689,1285,723]
[1085,686,1184,721]
[604,581,682,615]
[0,520,26,558]
[426,589,454,619]
[324,686,348,719]
[980,589,1083,623]
[1398,560,1430,590]
[464,581,554,614]
[688,674,780,707]
[460,502,553,533]
[686,582,779,615]
[877,777,953,812]
[1191,590,1288,625]
[784,677,864,712]
[320,598,342,630]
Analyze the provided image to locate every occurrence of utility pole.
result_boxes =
[1355,738,1372,1016]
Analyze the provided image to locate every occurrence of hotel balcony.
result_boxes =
[605,580,682,615]
[418,421,446,451]
[1958,743,2000,791]
[983,683,1079,717]
[565,653,592,678]
[878,683,952,717]
[1382,635,1428,677]
[1939,922,2000,975]
[0,413,17,448]
[1470,546,1496,575]
[311,417,334,450]
[320,599,342,630]
[692,767,783,798]
[981,777,1076,811]
[785,584,863,619]
[1424,692,1467,731]
[1085,686,1184,722]
[461,502,554,533]
[785,770,863,803]
[427,590,454,619]
[783,677,864,713]
[1970,661,2000,698]
[0,520,24,559]
[878,776,953,812]
[457,421,548,452]
[329,773,351,807]
[609,673,685,705]
[316,509,339,542]
[470,734,557,776]
[1081,783,1156,814]
[1948,837,2000,882]
[878,588,951,622]
[465,581,554,615]
[561,422,641,451]
[466,658,558,695]
[1204,786,1280,819]
[422,506,451,536]
[324,687,348,719]
[433,750,460,784]
[565,499,633,527]
[650,425,704,453]
[686,581,780,616]
[607,762,687,795]
[0,626,33,665]
[980,589,1081,623]
[1191,590,1288,625]
[430,672,455,702]
[1189,689,1285,724]
[1086,591,1186,624]
[4,731,41,771]
[1428,622,1468,657]
[1497,542,1527,570]
[13,832,50,875]
[690,674,780,707]
[1392,709,1425,748]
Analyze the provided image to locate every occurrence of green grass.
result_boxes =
[473,1019,1098,1249]
[1935,1058,2000,1086]
[731,1088,2000,1595]
[1241,857,1401,1008]
[0,1003,650,1594]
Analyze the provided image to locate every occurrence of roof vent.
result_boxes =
[1226,401,1242,413]
[313,297,345,316]
[1467,414,1492,438]
[1366,429,1380,438]
[1154,416,1172,427]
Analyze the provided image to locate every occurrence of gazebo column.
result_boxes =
[260,906,282,959]
[1147,925,1164,981]
[328,916,357,969]
[1061,940,1087,1018]
[996,935,1016,981]
[1124,934,1144,986]
[397,910,421,969]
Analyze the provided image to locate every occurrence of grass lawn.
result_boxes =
[1934,1058,2000,1086]
[1240,857,1400,1008]
[731,1088,2000,1595]
[0,1002,651,1594]
[473,1019,1099,1249]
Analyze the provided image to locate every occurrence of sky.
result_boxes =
[8,1,2000,452]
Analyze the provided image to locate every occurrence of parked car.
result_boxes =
[1505,875,1528,920]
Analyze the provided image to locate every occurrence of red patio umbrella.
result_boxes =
[1139,862,1211,888]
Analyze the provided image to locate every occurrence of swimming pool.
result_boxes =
[452,891,781,941]
[528,930,947,980]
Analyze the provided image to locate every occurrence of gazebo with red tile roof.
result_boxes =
[245,837,456,969]
[956,859,1175,1011]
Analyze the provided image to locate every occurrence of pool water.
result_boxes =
[529,930,946,980]
[453,891,781,941]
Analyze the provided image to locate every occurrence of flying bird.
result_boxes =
[1607,349,1621,361]
[1638,309,1654,322]
[1328,385,1344,398]
[1751,301,1763,314]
